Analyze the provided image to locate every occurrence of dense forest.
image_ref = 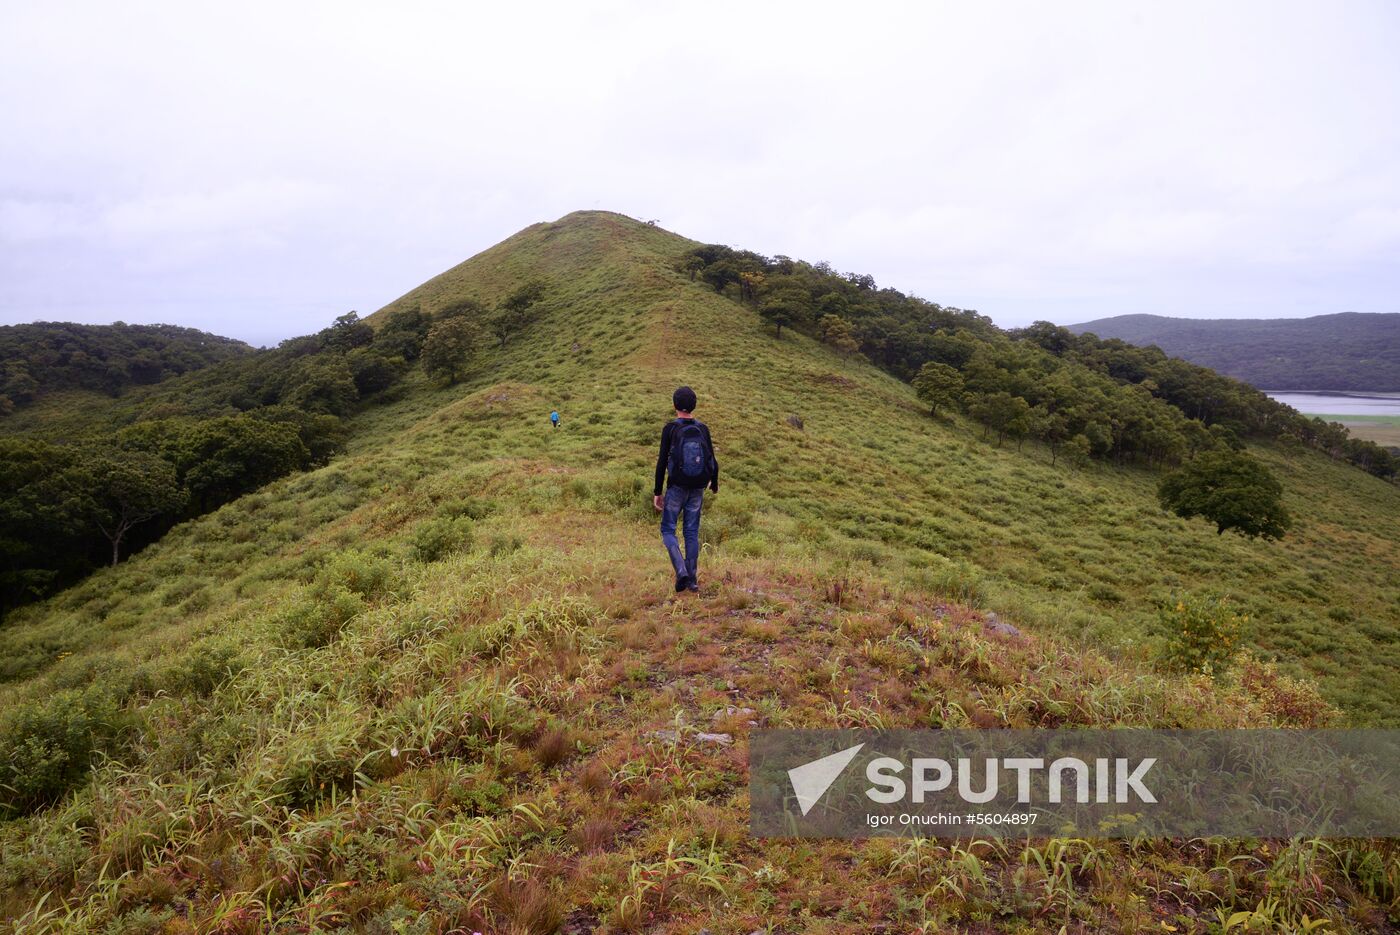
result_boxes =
[681,244,1399,481]
[0,289,546,614]
[1068,312,1400,392]
[0,313,408,611]
[0,322,253,414]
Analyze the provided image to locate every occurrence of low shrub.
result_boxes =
[278,586,366,649]
[1232,651,1338,727]
[592,474,645,513]
[1157,592,1247,675]
[0,684,137,818]
[160,643,247,696]
[488,534,523,557]
[311,548,396,601]
[411,515,474,563]
[701,493,756,546]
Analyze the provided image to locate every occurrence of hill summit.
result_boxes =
[1,211,1398,931]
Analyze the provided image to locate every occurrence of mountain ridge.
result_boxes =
[1,211,1397,931]
[1067,311,1400,391]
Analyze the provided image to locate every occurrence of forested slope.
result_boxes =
[1069,312,1400,391]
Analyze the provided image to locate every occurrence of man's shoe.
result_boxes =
[686,579,700,593]
[675,575,691,593]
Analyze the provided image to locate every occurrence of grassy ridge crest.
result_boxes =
[0,211,1397,931]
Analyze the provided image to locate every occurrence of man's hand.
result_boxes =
[653,494,664,511]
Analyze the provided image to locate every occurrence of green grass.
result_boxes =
[1313,413,1400,448]
[1,210,1397,932]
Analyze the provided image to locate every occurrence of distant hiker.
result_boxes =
[550,410,560,429]
[653,386,718,593]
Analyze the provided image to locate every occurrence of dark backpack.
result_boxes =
[669,419,714,488]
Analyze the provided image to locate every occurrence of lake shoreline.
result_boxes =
[1264,391,1400,415]
[1262,390,1400,399]
[1263,392,1400,447]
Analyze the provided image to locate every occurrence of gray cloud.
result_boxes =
[2,1,1398,345]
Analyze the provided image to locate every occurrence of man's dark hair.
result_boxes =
[673,386,697,412]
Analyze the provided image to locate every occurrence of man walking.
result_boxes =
[653,386,718,593]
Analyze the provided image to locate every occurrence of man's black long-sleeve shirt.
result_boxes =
[654,418,718,495]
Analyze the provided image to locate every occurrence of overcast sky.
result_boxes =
[3,2,1398,346]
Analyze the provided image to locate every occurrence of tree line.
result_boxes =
[0,322,253,415]
[680,244,1398,485]
[0,284,546,612]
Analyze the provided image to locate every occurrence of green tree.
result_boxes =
[970,391,1031,446]
[0,323,249,412]
[347,347,406,396]
[251,406,347,466]
[490,282,546,348]
[1209,423,1245,451]
[83,450,186,565]
[437,298,487,320]
[0,440,94,606]
[281,355,359,416]
[926,329,981,369]
[912,362,963,416]
[320,311,374,353]
[1064,433,1092,468]
[817,314,860,357]
[759,285,812,338]
[422,318,483,384]
[738,270,766,303]
[817,292,851,318]
[1157,449,1292,539]
[122,417,309,512]
[1,362,40,405]
[376,305,433,360]
[1017,320,1076,355]
[1031,406,1071,465]
[700,258,741,294]
[178,418,308,511]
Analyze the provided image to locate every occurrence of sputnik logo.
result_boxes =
[788,743,865,815]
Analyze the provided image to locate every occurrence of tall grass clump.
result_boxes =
[411,514,474,562]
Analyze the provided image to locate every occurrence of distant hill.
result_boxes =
[1066,312,1400,391]
[0,321,253,414]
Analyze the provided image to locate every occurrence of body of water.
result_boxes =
[1264,391,1400,417]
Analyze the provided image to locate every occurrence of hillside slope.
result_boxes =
[2,212,1398,932]
[379,215,1400,722]
[1067,311,1400,391]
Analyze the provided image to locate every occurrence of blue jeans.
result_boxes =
[660,485,704,581]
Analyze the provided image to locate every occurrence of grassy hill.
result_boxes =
[1067,312,1400,392]
[1,212,1398,932]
